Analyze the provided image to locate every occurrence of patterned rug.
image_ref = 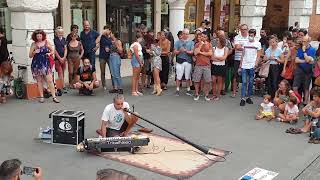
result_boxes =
[91,133,231,179]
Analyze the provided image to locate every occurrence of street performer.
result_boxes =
[99,94,151,137]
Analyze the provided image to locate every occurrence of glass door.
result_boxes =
[107,4,130,45]
[106,0,154,45]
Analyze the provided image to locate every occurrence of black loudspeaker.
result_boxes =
[50,110,85,145]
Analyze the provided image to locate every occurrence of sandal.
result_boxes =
[132,92,139,96]
[53,97,60,103]
[285,127,295,133]
[39,97,45,103]
[289,128,303,134]
[212,97,220,101]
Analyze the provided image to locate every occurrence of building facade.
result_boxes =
[1,0,319,43]
[0,0,319,99]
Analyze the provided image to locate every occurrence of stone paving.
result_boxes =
[1,77,320,180]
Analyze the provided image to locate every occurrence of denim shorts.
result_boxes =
[131,55,143,68]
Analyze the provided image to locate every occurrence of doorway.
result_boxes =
[106,0,154,45]
[262,0,289,37]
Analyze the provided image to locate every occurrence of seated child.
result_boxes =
[0,61,13,103]
[277,96,299,124]
[286,87,320,134]
[256,94,275,120]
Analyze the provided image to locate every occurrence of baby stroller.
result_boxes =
[43,55,62,98]
[253,63,267,97]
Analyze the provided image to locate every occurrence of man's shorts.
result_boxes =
[233,60,241,78]
[192,65,212,83]
[106,121,128,137]
[293,67,313,90]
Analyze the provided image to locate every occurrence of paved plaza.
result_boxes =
[1,77,320,180]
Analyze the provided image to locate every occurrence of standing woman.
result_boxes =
[150,39,162,96]
[130,33,144,96]
[211,36,229,101]
[109,32,124,94]
[67,32,84,88]
[264,35,284,98]
[0,28,9,65]
[29,30,60,103]
[159,31,171,90]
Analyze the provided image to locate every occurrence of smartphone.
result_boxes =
[22,166,38,176]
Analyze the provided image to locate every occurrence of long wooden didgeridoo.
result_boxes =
[123,108,219,156]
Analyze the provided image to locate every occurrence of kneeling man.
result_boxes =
[74,58,99,95]
[100,94,138,137]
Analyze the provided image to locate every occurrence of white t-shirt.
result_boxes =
[212,47,226,66]
[285,104,299,115]
[261,102,274,112]
[130,42,143,56]
[241,40,262,69]
[234,34,249,61]
[101,102,130,130]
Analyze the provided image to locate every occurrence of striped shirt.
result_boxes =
[234,34,249,61]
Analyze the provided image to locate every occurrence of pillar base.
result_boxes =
[25,79,63,100]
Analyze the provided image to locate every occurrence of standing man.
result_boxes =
[80,20,100,68]
[231,24,249,98]
[96,25,113,90]
[239,29,262,106]
[193,33,213,101]
[293,36,316,105]
[174,28,194,96]
[0,28,9,65]
[259,28,269,51]
[54,26,68,92]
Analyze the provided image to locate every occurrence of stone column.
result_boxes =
[240,0,267,38]
[60,0,71,35]
[154,0,162,34]
[7,0,59,99]
[97,0,107,33]
[289,0,313,29]
[168,0,187,41]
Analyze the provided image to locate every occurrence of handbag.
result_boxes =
[281,61,294,80]
[259,61,270,78]
[48,54,55,68]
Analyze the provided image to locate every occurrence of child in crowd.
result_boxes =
[286,87,320,134]
[0,61,13,103]
[277,96,299,124]
[256,94,275,120]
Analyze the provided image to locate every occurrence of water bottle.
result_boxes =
[311,119,318,137]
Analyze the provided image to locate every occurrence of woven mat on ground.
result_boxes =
[92,133,231,179]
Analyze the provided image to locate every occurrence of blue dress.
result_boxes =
[31,45,52,78]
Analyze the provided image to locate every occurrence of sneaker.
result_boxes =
[186,90,193,96]
[175,90,180,96]
[246,97,253,104]
[205,96,211,101]
[137,91,143,96]
[109,89,118,94]
[194,95,200,101]
[103,86,107,91]
[118,89,123,94]
[240,99,246,106]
